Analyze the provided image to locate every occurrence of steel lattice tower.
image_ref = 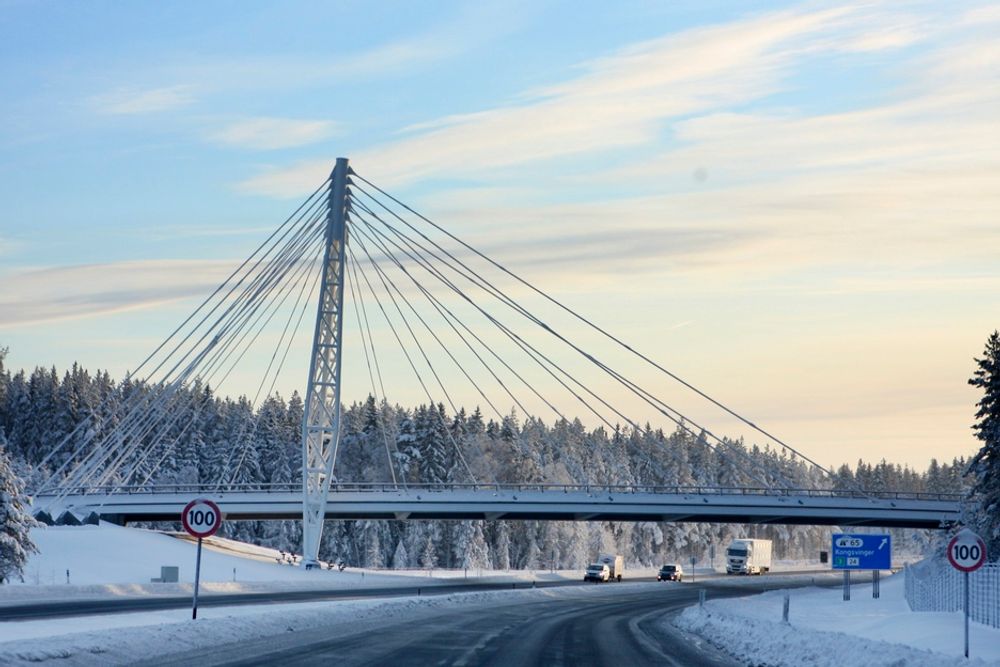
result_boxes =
[301,157,350,567]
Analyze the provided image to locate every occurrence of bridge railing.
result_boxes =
[36,481,964,503]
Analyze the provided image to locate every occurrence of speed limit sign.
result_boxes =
[948,529,987,573]
[948,529,987,658]
[182,498,223,539]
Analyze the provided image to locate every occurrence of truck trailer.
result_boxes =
[725,539,772,575]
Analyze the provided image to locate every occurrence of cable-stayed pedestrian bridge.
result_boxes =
[30,158,966,565]
[38,483,962,530]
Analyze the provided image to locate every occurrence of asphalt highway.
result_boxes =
[0,578,617,621]
[0,569,835,622]
[136,575,851,667]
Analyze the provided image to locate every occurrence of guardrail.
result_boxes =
[905,559,1000,629]
[34,482,964,503]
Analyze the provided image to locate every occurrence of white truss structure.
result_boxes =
[301,158,350,567]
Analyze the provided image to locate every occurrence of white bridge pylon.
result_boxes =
[301,157,350,568]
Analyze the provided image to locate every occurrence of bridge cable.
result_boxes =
[349,237,483,485]
[120,218,328,490]
[50,207,328,496]
[351,172,847,492]
[345,261,401,488]
[348,241,479,485]
[72,220,328,498]
[350,203,542,423]
[349,204,576,472]
[351,218,528,442]
[33,192,329,495]
[222,227,329,488]
[350,216,538,479]
[350,200,621,434]
[351,205,569,431]
[349,194,788,490]
[77,211,328,490]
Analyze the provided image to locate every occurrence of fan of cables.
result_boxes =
[33,164,865,506]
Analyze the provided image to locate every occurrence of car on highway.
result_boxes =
[657,564,683,581]
[584,563,611,582]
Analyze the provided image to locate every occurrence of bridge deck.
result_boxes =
[38,485,962,529]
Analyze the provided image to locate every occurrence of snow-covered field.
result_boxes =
[676,573,1000,666]
[16,522,839,607]
[3,523,602,604]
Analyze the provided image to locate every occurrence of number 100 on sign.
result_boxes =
[948,530,987,573]
[182,499,223,539]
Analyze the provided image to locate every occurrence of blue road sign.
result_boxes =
[831,534,892,570]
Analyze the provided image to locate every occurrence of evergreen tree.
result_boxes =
[392,538,409,569]
[0,438,37,583]
[463,522,492,570]
[420,533,437,568]
[494,521,512,570]
[967,330,1000,557]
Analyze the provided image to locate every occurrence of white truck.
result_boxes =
[725,539,772,575]
[584,554,624,582]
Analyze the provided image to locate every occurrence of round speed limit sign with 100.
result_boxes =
[182,498,223,539]
[947,529,987,573]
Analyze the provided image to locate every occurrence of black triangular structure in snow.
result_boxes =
[33,510,55,526]
[55,510,83,526]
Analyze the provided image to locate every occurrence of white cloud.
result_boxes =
[91,85,196,115]
[210,117,338,150]
[238,3,934,196]
[0,260,234,327]
[236,159,333,198]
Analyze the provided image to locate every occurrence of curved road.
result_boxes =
[0,578,642,621]
[140,577,847,667]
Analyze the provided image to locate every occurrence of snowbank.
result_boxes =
[675,573,1000,666]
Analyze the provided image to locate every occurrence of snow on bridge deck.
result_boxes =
[36,484,962,529]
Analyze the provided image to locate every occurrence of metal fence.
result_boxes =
[905,559,1000,629]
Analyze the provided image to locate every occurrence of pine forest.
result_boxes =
[0,355,972,571]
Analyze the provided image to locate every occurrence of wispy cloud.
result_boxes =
[90,84,197,115]
[236,158,332,198]
[0,260,233,327]
[238,3,933,196]
[209,117,338,150]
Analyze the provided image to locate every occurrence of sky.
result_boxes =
[1,0,998,471]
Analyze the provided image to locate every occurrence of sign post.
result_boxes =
[831,534,892,602]
[947,529,987,659]
[181,498,223,620]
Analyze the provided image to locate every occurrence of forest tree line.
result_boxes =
[0,353,973,570]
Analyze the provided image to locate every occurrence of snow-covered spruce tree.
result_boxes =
[967,330,1000,559]
[0,438,38,584]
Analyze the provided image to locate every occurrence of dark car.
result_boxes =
[657,564,683,581]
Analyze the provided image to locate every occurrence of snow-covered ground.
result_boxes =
[676,573,1000,666]
[14,522,839,606]
[5,523,987,666]
[3,523,603,604]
